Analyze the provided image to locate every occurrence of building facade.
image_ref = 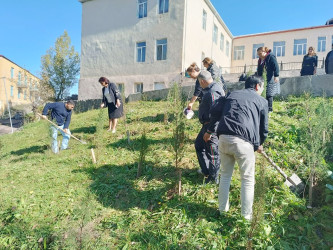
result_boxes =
[232,25,333,74]
[0,55,39,115]
[78,0,232,100]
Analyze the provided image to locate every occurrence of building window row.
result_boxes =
[137,39,167,62]
[138,0,169,18]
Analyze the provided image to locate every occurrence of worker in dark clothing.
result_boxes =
[42,100,75,153]
[325,43,333,74]
[195,70,225,184]
[204,75,268,220]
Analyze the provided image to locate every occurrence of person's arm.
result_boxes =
[63,112,72,130]
[42,103,56,119]
[188,79,202,110]
[101,88,106,108]
[110,83,121,107]
[272,56,280,82]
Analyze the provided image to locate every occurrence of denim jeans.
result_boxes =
[50,125,71,153]
[218,135,255,220]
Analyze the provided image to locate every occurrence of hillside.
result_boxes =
[0,97,332,249]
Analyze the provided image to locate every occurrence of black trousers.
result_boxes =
[267,96,273,112]
[195,124,220,181]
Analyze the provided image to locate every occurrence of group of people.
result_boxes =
[41,43,333,219]
[187,56,268,220]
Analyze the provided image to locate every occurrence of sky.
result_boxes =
[0,0,332,95]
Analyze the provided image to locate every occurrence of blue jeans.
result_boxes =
[50,125,70,153]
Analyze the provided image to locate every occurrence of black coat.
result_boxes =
[257,53,279,81]
[102,82,121,106]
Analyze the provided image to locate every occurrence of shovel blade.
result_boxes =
[284,173,302,187]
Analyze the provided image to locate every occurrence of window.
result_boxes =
[318,37,326,52]
[226,41,230,57]
[213,24,218,44]
[117,83,124,93]
[10,86,14,97]
[136,42,146,62]
[252,43,264,59]
[154,82,165,90]
[18,89,21,99]
[10,68,14,79]
[138,0,147,18]
[202,10,207,30]
[156,39,167,60]
[293,39,307,55]
[18,71,21,85]
[233,46,245,60]
[159,0,169,14]
[220,33,224,51]
[273,41,285,57]
[135,82,143,93]
[24,76,27,86]
[201,52,205,68]
[24,90,27,100]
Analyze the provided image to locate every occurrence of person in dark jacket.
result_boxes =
[204,75,268,220]
[301,46,318,76]
[195,70,225,184]
[325,43,333,74]
[42,100,75,153]
[99,77,124,133]
[202,57,227,92]
[257,46,280,112]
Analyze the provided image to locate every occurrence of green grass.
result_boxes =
[0,98,332,249]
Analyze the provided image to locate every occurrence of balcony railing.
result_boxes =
[17,82,28,88]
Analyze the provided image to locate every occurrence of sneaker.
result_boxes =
[111,130,116,133]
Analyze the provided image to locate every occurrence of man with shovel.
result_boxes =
[41,100,75,153]
[204,75,268,220]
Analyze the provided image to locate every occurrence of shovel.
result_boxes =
[261,151,304,194]
[37,113,87,144]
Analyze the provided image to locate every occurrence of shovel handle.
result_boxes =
[37,113,86,144]
[261,152,291,181]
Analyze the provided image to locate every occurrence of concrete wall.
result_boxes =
[231,25,333,70]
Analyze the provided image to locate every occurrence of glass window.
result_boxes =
[10,86,14,97]
[318,37,326,52]
[159,0,169,14]
[10,68,14,79]
[24,90,27,100]
[220,33,224,51]
[18,89,21,99]
[293,39,307,55]
[154,82,165,90]
[252,43,264,59]
[18,71,21,84]
[156,39,167,60]
[135,82,143,93]
[138,0,147,18]
[213,24,218,44]
[273,41,285,57]
[136,42,146,62]
[24,75,27,86]
[226,41,230,57]
[202,10,207,30]
[117,83,124,94]
[233,46,245,60]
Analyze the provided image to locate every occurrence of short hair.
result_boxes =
[98,76,110,84]
[66,100,75,106]
[245,75,264,89]
[257,46,270,53]
[186,63,200,73]
[197,70,212,82]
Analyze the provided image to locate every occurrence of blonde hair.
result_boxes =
[202,57,214,65]
[186,62,200,73]
[308,46,316,55]
[257,46,270,53]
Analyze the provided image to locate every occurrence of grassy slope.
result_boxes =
[0,99,332,249]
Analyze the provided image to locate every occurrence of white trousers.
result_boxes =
[218,135,256,220]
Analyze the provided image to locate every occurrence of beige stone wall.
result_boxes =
[0,56,39,115]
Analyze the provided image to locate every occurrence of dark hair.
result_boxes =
[245,75,264,89]
[202,57,214,65]
[186,63,200,73]
[66,100,75,106]
[98,76,110,84]
[257,46,270,53]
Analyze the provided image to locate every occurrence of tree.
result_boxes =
[40,31,80,101]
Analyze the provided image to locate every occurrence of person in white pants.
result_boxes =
[204,75,268,220]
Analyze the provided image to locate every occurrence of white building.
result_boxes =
[78,0,233,99]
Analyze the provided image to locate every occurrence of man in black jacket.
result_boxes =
[325,43,333,74]
[195,70,224,184]
[204,75,268,220]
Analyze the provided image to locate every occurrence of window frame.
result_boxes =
[136,41,146,62]
[233,45,245,60]
[318,36,326,52]
[202,9,207,31]
[252,43,264,59]
[273,41,286,57]
[156,38,167,61]
[293,39,307,56]
[135,82,143,93]
[220,33,224,51]
[213,24,218,44]
[158,0,169,14]
[137,0,147,19]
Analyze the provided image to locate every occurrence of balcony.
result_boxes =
[17,82,28,88]
[29,86,38,92]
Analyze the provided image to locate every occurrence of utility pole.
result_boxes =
[1,77,14,134]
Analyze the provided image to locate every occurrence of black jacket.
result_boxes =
[208,88,268,151]
[102,82,121,106]
[198,82,224,124]
[42,102,72,129]
[257,53,279,81]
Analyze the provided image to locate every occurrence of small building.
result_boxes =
[0,55,40,115]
